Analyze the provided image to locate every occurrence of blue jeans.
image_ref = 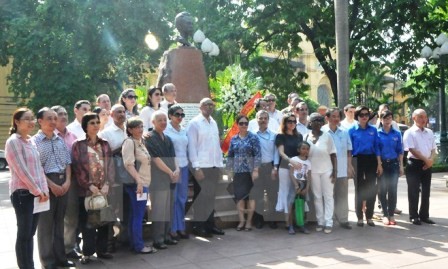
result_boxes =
[379,161,399,217]
[11,190,39,269]
[171,166,189,233]
[125,185,148,252]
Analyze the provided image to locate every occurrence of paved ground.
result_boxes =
[0,170,447,269]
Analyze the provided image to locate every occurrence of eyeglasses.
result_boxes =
[173,112,185,118]
[126,95,138,99]
[286,120,296,124]
[266,99,276,102]
[358,113,370,118]
[238,121,249,126]
[88,121,101,125]
[153,92,163,97]
[296,108,308,112]
[20,117,36,123]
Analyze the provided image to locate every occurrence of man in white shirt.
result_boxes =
[295,102,309,136]
[187,98,224,237]
[322,107,354,229]
[67,100,91,139]
[96,94,114,128]
[248,98,268,133]
[403,109,436,225]
[264,93,282,131]
[98,104,127,152]
[340,104,357,130]
[160,83,178,112]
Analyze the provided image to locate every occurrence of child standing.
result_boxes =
[288,141,312,234]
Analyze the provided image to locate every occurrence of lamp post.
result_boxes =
[420,33,448,163]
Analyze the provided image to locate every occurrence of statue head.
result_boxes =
[175,12,194,40]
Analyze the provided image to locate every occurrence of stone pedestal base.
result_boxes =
[156,47,210,103]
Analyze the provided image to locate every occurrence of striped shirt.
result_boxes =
[32,130,71,174]
[5,133,49,196]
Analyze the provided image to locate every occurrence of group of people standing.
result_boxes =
[4,87,437,269]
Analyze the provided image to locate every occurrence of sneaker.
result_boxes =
[298,226,310,234]
[324,226,332,234]
[288,225,296,235]
[315,225,323,232]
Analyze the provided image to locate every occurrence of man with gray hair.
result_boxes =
[160,83,178,112]
[250,110,280,229]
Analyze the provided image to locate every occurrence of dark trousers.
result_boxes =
[353,155,377,220]
[78,197,108,256]
[38,174,68,267]
[150,188,174,243]
[192,167,220,231]
[251,163,280,222]
[11,190,39,269]
[379,160,399,217]
[406,158,432,220]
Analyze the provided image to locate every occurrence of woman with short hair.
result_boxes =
[72,112,115,263]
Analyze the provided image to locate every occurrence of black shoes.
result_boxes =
[340,222,353,230]
[269,222,278,229]
[193,228,213,238]
[164,239,178,245]
[57,260,76,268]
[66,250,80,260]
[153,242,168,250]
[210,227,225,235]
[97,252,114,259]
[421,218,435,224]
[411,218,422,225]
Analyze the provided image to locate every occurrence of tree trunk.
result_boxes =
[334,0,350,108]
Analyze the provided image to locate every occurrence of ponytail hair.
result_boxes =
[9,108,32,135]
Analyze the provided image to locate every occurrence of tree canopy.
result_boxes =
[1,0,448,112]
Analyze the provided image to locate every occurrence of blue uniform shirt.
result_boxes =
[349,124,380,156]
[378,127,403,160]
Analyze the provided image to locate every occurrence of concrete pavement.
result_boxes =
[0,170,447,269]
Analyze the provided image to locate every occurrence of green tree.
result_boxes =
[1,0,172,112]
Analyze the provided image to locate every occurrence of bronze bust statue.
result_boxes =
[175,12,194,46]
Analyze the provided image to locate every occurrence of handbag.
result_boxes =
[113,138,141,184]
[85,193,116,229]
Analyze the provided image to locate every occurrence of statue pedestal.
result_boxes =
[156,47,210,103]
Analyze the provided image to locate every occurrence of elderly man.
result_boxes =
[187,98,225,237]
[340,104,357,130]
[322,107,354,229]
[98,104,128,250]
[67,100,91,139]
[51,105,80,260]
[33,108,74,269]
[250,110,280,229]
[403,109,436,225]
[96,94,114,128]
[160,83,178,112]
[295,102,309,136]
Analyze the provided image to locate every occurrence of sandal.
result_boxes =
[389,217,397,225]
[139,246,157,254]
[236,222,245,231]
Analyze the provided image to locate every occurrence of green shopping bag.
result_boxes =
[294,196,305,226]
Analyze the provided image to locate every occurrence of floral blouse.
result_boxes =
[226,132,261,173]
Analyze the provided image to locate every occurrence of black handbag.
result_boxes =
[113,138,141,184]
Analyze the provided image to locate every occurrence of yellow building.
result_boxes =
[0,63,16,149]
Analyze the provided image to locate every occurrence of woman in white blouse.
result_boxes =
[164,105,190,239]
[140,86,163,133]
[305,113,337,234]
